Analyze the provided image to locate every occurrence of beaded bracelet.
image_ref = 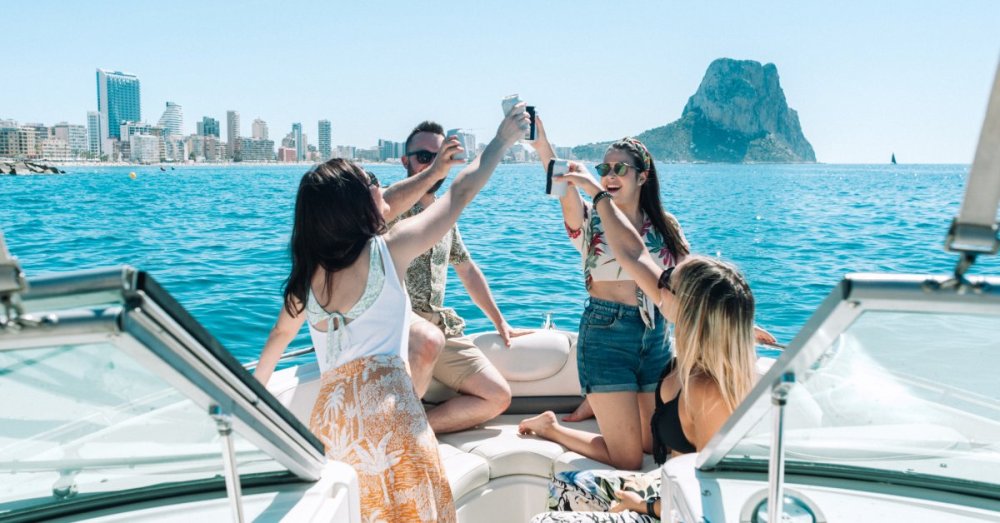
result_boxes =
[593,190,612,206]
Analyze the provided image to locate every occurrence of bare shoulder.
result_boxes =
[685,374,727,415]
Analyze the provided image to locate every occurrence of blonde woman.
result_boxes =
[522,164,757,522]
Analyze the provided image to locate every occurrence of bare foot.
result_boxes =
[518,411,558,437]
[562,397,594,422]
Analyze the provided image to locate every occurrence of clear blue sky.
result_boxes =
[4,1,999,163]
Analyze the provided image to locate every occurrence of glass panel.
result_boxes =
[723,311,1000,488]
[0,341,285,517]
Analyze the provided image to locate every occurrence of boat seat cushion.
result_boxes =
[467,330,572,382]
[437,415,569,479]
[438,443,491,501]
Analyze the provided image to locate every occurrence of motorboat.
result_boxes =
[2,62,999,523]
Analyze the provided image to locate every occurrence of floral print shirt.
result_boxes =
[388,201,471,338]
[566,202,685,327]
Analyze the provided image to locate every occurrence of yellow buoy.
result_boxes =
[129,172,137,180]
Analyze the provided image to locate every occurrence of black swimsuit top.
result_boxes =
[651,359,697,463]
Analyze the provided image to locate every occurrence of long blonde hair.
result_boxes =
[673,256,757,413]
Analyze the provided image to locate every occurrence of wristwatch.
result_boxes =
[646,495,660,518]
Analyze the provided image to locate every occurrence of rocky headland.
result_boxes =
[0,161,65,175]
[573,58,816,163]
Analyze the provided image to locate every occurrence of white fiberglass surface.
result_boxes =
[724,311,1000,489]
[0,341,283,517]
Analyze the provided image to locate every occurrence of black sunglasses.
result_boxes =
[657,266,675,293]
[406,150,438,164]
[595,162,640,178]
[365,170,380,188]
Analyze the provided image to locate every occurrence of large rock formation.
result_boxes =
[573,58,816,163]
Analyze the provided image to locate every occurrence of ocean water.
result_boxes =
[3,163,995,365]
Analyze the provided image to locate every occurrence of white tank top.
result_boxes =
[306,236,411,372]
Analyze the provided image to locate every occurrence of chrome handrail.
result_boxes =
[0,231,28,329]
[946,57,1000,278]
[767,372,795,523]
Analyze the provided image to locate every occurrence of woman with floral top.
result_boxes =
[520,117,689,470]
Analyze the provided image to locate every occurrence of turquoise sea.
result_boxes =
[3,163,995,365]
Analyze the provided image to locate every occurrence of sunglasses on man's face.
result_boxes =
[595,162,640,178]
[657,266,675,294]
[365,170,380,188]
[406,150,438,164]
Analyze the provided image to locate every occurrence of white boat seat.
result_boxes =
[438,443,492,501]
[267,361,323,423]
[424,330,581,403]
[437,415,572,479]
[467,330,572,382]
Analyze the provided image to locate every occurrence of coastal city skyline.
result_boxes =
[0,67,564,164]
[3,1,1000,163]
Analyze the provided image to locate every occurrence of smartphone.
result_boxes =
[526,106,536,141]
[446,129,468,161]
[546,158,569,198]
[502,94,520,116]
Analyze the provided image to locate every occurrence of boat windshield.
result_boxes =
[0,268,324,521]
[700,274,1000,497]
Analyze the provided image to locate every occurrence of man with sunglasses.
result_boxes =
[389,120,524,434]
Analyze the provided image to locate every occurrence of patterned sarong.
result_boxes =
[530,469,661,522]
[309,354,456,522]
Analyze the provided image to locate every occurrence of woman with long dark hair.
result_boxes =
[521,118,689,470]
[528,166,759,522]
[254,104,529,521]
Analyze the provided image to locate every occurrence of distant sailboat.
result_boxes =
[891,153,897,165]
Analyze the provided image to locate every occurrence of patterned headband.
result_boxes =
[614,137,652,171]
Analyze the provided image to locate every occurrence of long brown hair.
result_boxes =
[283,158,386,316]
[608,138,689,260]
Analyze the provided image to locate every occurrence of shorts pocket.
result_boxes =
[583,309,617,328]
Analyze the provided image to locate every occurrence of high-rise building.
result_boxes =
[21,123,48,158]
[86,111,102,156]
[318,120,331,160]
[198,116,220,137]
[96,69,141,142]
[292,123,303,161]
[164,136,187,162]
[252,118,268,140]
[51,122,88,157]
[0,127,36,159]
[226,111,240,159]
[130,134,160,164]
[157,102,183,137]
[40,138,70,160]
[378,139,405,161]
[238,137,275,162]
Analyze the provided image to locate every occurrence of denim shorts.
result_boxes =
[576,296,671,394]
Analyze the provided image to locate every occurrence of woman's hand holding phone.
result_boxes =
[559,162,602,197]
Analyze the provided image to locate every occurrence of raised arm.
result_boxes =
[385,103,529,270]
[381,142,464,221]
[526,115,586,231]
[560,165,663,300]
[253,299,307,386]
